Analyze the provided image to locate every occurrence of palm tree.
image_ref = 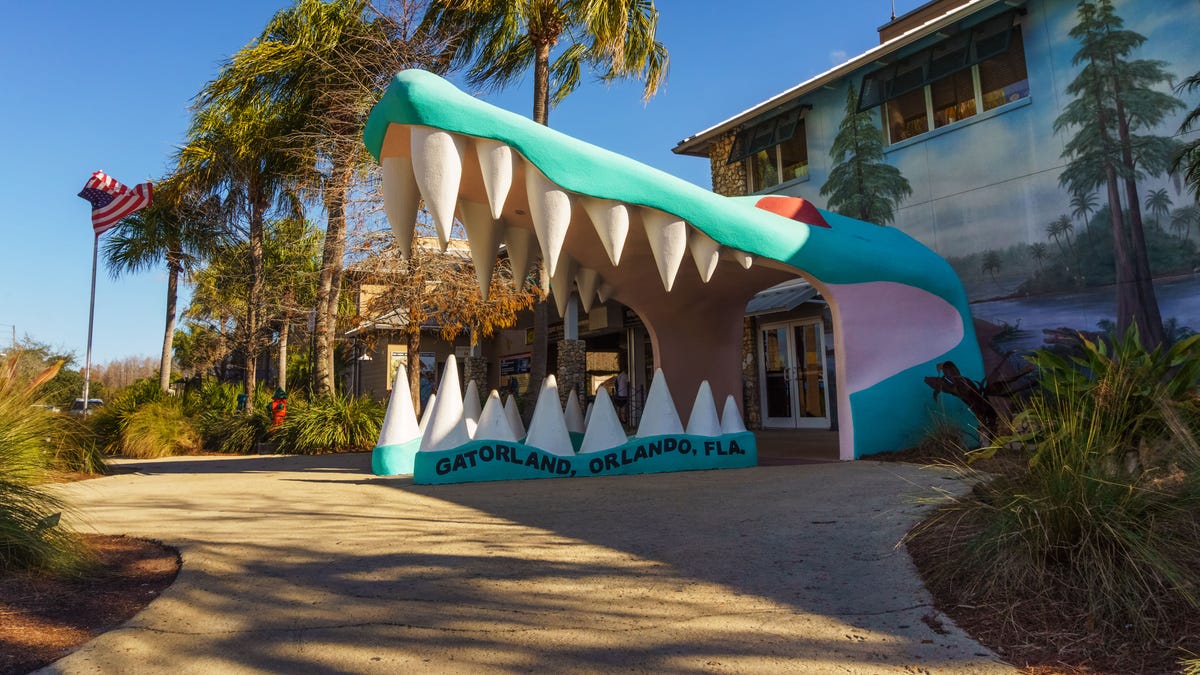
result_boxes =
[1028,242,1048,271]
[203,0,442,396]
[420,0,669,400]
[1172,69,1200,202]
[177,96,302,409]
[1046,215,1074,257]
[1070,191,1098,228]
[1144,188,1172,231]
[102,179,221,393]
[1171,205,1200,243]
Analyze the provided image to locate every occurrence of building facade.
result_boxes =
[676,0,1200,432]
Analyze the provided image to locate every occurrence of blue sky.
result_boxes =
[0,0,928,366]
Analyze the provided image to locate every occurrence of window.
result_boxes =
[729,109,809,192]
[858,11,1029,144]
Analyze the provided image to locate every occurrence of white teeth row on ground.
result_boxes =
[383,126,757,299]
[378,357,747,458]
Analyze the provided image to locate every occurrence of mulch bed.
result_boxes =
[0,535,180,675]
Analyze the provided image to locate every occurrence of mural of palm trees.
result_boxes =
[1046,214,1074,256]
[981,251,1002,283]
[1028,242,1048,271]
[1172,205,1200,243]
[1144,188,1172,231]
[1070,191,1098,228]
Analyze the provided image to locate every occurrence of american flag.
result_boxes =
[77,171,153,236]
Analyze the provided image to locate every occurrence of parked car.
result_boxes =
[68,398,104,415]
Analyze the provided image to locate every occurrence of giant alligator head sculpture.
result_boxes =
[364,69,983,476]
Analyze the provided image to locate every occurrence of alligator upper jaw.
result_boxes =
[378,122,799,421]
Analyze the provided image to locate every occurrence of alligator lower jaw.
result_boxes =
[378,123,800,422]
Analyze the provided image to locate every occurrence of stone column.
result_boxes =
[741,316,762,429]
[464,355,489,404]
[556,339,586,407]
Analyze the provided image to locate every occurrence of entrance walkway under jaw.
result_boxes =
[43,454,1012,673]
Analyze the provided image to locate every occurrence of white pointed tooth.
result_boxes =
[474,390,517,441]
[463,380,482,425]
[381,156,420,261]
[550,255,576,319]
[686,380,722,437]
[524,166,571,276]
[504,394,526,439]
[722,248,755,269]
[721,394,748,434]
[377,363,421,446]
[564,389,585,434]
[688,228,721,283]
[584,401,593,427]
[580,387,629,453]
[504,227,536,290]
[636,368,684,437]
[458,200,502,300]
[576,268,600,313]
[525,375,574,456]
[417,393,436,435]
[419,355,470,452]
[410,127,466,250]
[597,283,615,303]
[474,139,514,220]
[580,196,630,266]
[642,209,688,292]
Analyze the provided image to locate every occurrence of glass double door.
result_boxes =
[760,320,829,429]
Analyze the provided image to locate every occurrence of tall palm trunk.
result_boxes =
[246,194,266,411]
[314,145,354,395]
[1113,81,1164,347]
[407,328,421,413]
[526,40,554,409]
[160,254,181,394]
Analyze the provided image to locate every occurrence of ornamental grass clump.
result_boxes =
[914,328,1200,652]
[275,393,383,454]
[120,399,202,459]
[0,355,88,573]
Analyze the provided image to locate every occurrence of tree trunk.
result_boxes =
[160,257,180,394]
[245,197,265,411]
[407,329,421,415]
[1114,94,1165,347]
[533,42,551,125]
[277,316,289,393]
[526,41,554,407]
[1105,170,1138,336]
[314,153,353,395]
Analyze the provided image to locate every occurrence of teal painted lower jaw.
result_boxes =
[413,432,757,485]
[372,437,423,476]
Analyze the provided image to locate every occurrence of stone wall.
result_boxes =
[709,133,748,197]
[741,316,762,429]
[464,356,488,405]
[556,339,587,407]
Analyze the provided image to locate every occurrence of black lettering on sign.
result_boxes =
[479,445,494,462]
[539,454,556,473]
[556,458,571,475]
[647,442,662,458]
[633,445,648,461]
[604,453,619,470]
[729,439,743,455]
[496,445,510,462]
[589,457,604,474]
[704,440,716,455]
[464,449,479,466]
[647,440,662,455]
[621,448,633,465]
[436,457,452,475]
[524,451,540,468]
[663,438,677,453]
[679,439,693,455]
[452,454,468,471]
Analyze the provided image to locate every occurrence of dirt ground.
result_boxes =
[0,535,179,675]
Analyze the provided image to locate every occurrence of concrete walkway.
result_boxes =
[43,454,1012,674]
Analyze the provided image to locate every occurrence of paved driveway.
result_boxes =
[43,454,1011,673]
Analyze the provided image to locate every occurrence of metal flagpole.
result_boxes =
[82,233,99,411]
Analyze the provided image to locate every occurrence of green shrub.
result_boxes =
[0,356,88,573]
[46,415,109,475]
[923,328,1200,641]
[120,399,202,459]
[90,378,166,454]
[275,393,383,454]
[206,405,273,454]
